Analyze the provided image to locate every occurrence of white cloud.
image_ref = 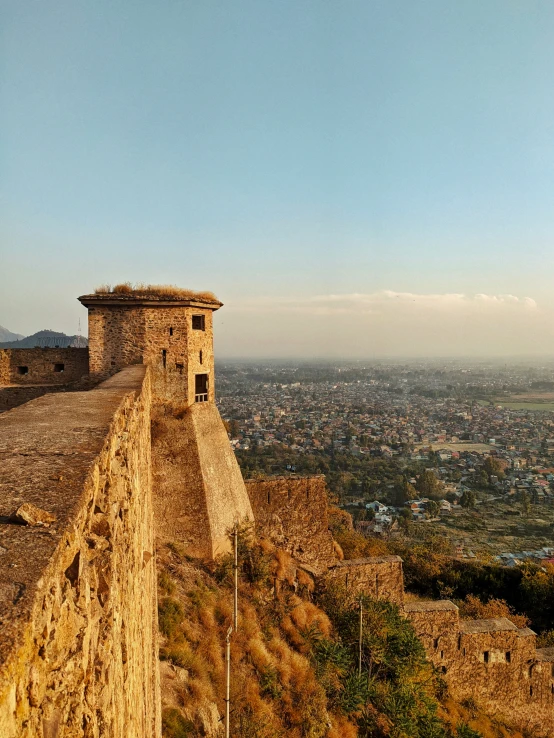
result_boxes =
[217,290,548,357]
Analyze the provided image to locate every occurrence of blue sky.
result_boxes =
[2,1,554,356]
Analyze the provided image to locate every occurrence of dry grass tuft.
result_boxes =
[93,282,219,302]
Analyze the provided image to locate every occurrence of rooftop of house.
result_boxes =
[459,617,519,634]
[403,600,459,613]
[536,646,554,661]
[331,555,403,568]
[79,283,223,309]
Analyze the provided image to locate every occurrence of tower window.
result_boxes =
[17,366,28,375]
[192,315,205,331]
[53,363,65,372]
[506,651,511,663]
[162,349,167,369]
[199,350,203,364]
[175,363,184,374]
[195,373,208,402]
[483,651,489,664]
[169,327,173,336]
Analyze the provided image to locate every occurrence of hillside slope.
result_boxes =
[156,530,522,738]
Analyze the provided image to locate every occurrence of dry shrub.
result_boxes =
[112,282,133,294]
[328,715,358,738]
[290,600,331,638]
[93,283,219,302]
[198,604,216,630]
[274,549,296,585]
[458,594,530,629]
[333,540,344,560]
[187,676,214,705]
[247,637,274,672]
[296,568,314,592]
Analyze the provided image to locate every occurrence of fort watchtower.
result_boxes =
[78,286,222,403]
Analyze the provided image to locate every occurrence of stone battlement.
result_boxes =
[0,367,160,737]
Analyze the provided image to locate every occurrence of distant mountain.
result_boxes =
[0,325,25,343]
[0,329,88,349]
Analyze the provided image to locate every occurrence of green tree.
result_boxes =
[460,490,476,509]
[483,456,505,481]
[425,500,440,518]
[415,470,442,500]
[521,489,531,517]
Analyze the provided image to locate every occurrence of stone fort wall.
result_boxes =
[152,402,254,559]
[0,348,89,386]
[0,348,90,414]
[404,603,554,735]
[326,556,405,606]
[246,476,336,572]
[0,366,160,738]
[263,476,554,734]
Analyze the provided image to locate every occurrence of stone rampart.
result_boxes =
[152,402,254,559]
[0,349,90,414]
[327,556,405,606]
[406,606,554,735]
[0,366,160,738]
[246,476,336,571]
[0,348,89,386]
[403,601,460,670]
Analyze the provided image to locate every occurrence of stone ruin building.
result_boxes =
[0,287,553,737]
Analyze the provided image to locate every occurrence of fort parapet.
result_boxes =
[0,348,89,413]
[0,367,160,737]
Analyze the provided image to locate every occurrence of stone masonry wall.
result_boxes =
[246,476,336,572]
[405,606,554,734]
[0,366,160,738]
[327,557,405,606]
[0,351,9,384]
[0,348,89,386]
[152,402,254,559]
[86,304,215,404]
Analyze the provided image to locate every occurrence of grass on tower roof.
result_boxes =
[93,283,219,302]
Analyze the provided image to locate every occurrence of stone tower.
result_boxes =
[78,290,222,404]
[78,287,254,557]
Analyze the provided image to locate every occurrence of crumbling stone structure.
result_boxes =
[327,556,405,606]
[246,476,336,571]
[0,366,160,737]
[404,604,554,735]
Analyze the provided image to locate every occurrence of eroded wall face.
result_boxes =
[326,557,405,605]
[246,477,336,571]
[0,367,160,738]
[405,607,554,736]
[0,348,89,386]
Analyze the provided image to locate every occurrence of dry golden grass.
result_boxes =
[157,540,343,737]
[439,697,525,738]
[93,282,219,302]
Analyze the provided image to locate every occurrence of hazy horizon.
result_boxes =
[2,1,554,358]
